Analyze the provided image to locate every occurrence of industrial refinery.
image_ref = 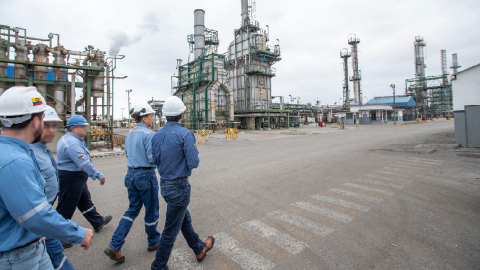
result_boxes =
[0,0,467,148]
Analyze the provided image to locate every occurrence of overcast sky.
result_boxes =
[2,0,479,119]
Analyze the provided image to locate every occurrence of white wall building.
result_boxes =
[451,63,480,147]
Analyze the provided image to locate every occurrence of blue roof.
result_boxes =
[366,96,416,107]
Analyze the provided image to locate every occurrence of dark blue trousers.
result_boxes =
[151,180,205,270]
[57,170,104,229]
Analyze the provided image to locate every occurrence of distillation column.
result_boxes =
[14,39,30,87]
[52,45,68,115]
[33,44,50,100]
[340,48,351,110]
[348,35,361,104]
[450,53,461,74]
[414,36,426,80]
[0,38,8,95]
[194,9,205,60]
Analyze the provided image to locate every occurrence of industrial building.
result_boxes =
[451,63,480,147]
[0,25,125,150]
[172,0,303,131]
[405,37,455,119]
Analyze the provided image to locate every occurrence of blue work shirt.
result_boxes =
[31,143,58,204]
[152,122,199,181]
[125,123,156,168]
[0,135,86,252]
[56,132,104,180]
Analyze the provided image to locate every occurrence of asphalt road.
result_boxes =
[64,120,480,270]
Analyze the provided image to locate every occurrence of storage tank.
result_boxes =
[52,45,68,114]
[0,38,8,95]
[14,39,30,86]
[33,44,50,99]
[89,49,105,98]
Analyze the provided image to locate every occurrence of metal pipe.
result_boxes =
[193,9,205,60]
[106,64,111,121]
[71,74,75,116]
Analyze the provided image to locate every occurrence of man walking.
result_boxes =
[0,87,93,269]
[105,103,161,263]
[31,106,75,269]
[151,96,214,270]
[56,115,112,247]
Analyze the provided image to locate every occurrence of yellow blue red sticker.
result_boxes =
[31,97,43,106]
[78,154,84,158]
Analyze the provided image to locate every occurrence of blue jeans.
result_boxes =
[109,169,161,251]
[151,179,205,270]
[0,239,54,270]
[45,238,74,270]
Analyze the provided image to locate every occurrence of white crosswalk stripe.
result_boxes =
[311,195,370,212]
[241,220,308,254]
[343,183,394,196]
[268,210,334,236]
[407,157,444,163]
[168,247,203,270]
[397,161,439,166]
[329,188,384,203]
[365,174,412,184]
[384,167,434,179]
[292,201,354,223]
[214,232,275,270]
[356,178,404,189]
[374,170,401,177]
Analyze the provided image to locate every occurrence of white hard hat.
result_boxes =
[44,106,62,122]
[132,103,155,116]
[0,86,48,127]
[162,96,186,116]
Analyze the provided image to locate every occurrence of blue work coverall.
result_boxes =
[0,135,86,269]
[151,121,205,270]
[109,123,161,251]
[31,142,75,270]
[56,132,105,230]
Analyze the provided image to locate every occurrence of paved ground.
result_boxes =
[63,120,480,270]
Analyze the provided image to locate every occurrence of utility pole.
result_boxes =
[390,84,396,125]
[126,89,132,127]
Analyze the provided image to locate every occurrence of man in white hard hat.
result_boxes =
[105,103,161,263]
[30,106,75,270]
[151,96,214,270]
[0,87,93,270]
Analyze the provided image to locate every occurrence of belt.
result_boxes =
[128,167,155,170]
[13,238,41,251]
[168,177,189,183]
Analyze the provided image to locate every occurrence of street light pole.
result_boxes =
[121,108,125,120]
[126,89,132,127]
[390,84,396,125]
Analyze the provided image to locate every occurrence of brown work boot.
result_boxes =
[104,247,125,263]
[196,236,215,262]
[148,244,159,251]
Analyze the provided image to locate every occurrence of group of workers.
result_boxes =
[0,86,213,270]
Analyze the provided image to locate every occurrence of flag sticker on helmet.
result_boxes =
[31,97,43,106]
[78,154,84,158]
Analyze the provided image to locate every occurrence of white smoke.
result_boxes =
[108,13,160,56]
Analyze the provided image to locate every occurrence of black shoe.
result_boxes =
[94,215,112,233]
[62,241,73,249]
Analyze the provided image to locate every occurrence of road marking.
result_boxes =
[397,161,439,166]
[268,210,334,237]
[168,247,203,270]
[384,167,434,179]
[311,195,370,212]
[329,188,384,203]
[365,174,412,184]
[214,232,275,270]
[343,183,394,196]
[374,170,401,177]
[407,157,444,163]
[292,202,354,223]
[240,220,308,254]
[356,179,403,189]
